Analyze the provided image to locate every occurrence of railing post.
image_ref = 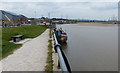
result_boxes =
[58,60,60,69]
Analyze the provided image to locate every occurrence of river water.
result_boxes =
[57,23,118,71]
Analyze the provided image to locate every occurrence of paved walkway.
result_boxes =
[1,29,49,71]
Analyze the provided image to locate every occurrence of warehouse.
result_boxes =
[0,10,28,27]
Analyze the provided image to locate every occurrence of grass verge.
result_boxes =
[2,25,47,58]
[45,28,54,72]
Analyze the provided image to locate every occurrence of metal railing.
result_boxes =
[52,29,71,73]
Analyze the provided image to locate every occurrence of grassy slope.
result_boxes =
[45,29,54,71]
[2,25,47,58]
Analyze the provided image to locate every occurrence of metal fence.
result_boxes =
[52,29,71,73]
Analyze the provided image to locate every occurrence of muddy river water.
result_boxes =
[57,23,118,71]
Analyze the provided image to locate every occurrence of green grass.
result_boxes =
[2,25,47,58]
[45,29,54,72]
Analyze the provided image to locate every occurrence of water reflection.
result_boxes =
[61,43,68,49]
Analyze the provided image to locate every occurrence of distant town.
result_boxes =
[0,10,118,27]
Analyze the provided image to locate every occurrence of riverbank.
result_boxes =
[2,25,47,58]
[1,29,49,71]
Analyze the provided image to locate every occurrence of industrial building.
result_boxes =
[0,10,28,27]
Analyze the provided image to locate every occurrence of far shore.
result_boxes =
[76,22,118,27]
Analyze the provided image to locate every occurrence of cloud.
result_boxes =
[0,2,118,20]
[0,0,119,2]
[89,2,118,10]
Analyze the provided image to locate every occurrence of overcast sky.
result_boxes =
[0,1,119,20]
[0,0,119,2]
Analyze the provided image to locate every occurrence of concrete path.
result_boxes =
[1,29,49,71]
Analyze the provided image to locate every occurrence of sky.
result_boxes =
[0,0,119,20]
[0,0,119,2]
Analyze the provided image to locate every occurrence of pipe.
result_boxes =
[56,46,68,71]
